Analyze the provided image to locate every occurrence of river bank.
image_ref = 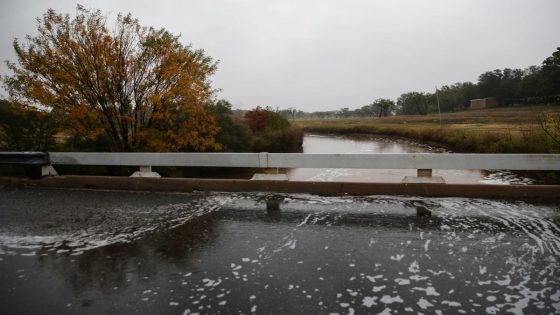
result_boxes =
[295,106,560,154]
[295,107,560,184]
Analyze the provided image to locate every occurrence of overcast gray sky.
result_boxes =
[1,0,559,111]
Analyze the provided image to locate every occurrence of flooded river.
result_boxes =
[288,134,534,184]
[1,135,558,314]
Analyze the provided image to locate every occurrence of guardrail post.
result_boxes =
[139,166,152,173]
[403,168,443,184]
[251,152,288,181]
[258,152,268,168]
[130,165,161,178]
[41,165,58,177]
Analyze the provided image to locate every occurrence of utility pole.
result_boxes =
[435,86,442,127]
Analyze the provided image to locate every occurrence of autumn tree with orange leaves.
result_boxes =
[3,6,220,152]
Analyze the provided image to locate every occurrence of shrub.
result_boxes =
[244,107,290,133]
[244,106,302,152]
[209,100,252,152]
[252,127,303,152]
[0,100,58,151]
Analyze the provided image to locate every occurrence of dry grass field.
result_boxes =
[295,105,560,153]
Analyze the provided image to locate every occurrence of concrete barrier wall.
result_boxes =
[35,176,560,200]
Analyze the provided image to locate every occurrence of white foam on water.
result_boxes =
[417,298,433,309]
[413,286,440,296]
[380,295,403,304]
[366,275,383,283]
[424,239,431,252]
[390,254,404,261]
[395,279,410,285]
[372,285,386,292]
[408,260,419,273]
[409,275,429,281]
[376,307,392,315]
[442,300,461,307]
[0,194,230,255]
[362,296,378,307]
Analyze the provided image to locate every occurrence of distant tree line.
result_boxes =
[276,47,560,119]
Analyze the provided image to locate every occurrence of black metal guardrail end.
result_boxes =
[0,152,50,165]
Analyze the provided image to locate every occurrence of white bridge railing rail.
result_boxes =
[1,152,559,178]
[47,152,560,170]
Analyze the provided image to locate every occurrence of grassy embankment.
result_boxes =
[295,105,560,154]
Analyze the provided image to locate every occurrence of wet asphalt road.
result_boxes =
[1,187,560,314]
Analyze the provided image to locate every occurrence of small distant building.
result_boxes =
[470,98,499,109]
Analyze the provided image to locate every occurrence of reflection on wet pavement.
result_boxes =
[1,188,559,314]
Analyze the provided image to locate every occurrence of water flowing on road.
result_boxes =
[1,186,559,314]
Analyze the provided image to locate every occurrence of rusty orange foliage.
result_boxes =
[4,5,220,152]
[244,107,271,133]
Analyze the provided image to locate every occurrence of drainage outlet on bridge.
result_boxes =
[266,197,284,213]
[416,206,432,217]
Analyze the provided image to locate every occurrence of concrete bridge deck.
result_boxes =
[24,175,560,200]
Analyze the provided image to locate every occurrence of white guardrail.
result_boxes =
[47,152,560,170]
[2,152,559,178]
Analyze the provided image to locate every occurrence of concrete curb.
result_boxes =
[30,176,560,200]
